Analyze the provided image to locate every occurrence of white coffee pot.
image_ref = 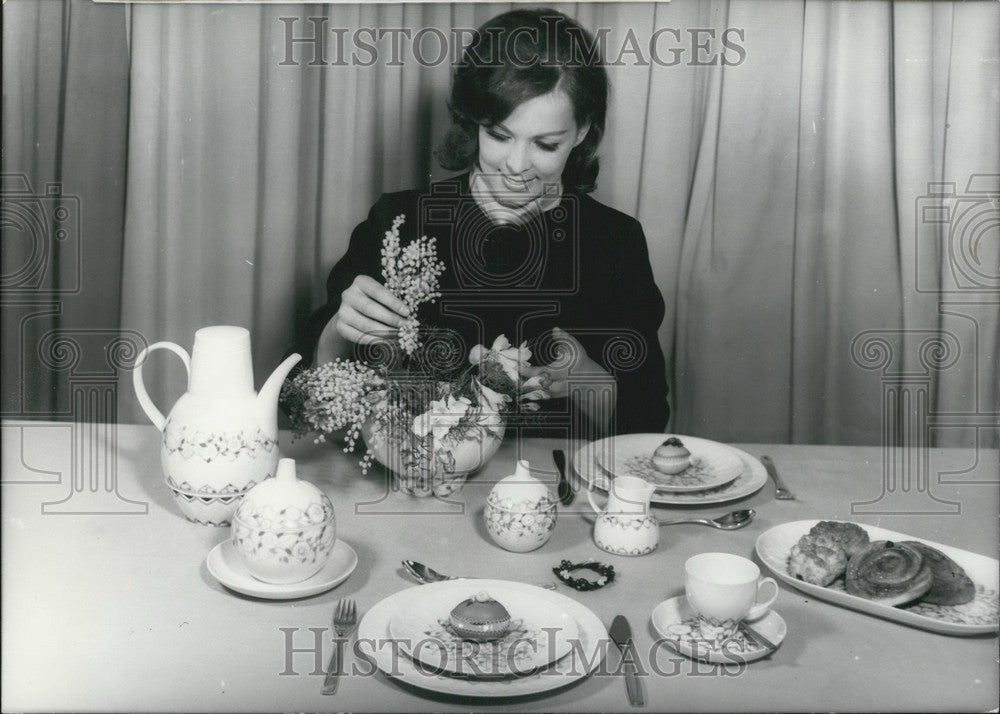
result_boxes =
[133,325,301,525]
[587,476,660,556]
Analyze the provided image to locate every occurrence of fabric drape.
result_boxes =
[2,0,129,418]
[5,0,998,446]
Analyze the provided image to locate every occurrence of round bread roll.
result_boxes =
[807,521,871,559]
[900,541,976,606]
[788,538,848,586]
[845,541,932,606]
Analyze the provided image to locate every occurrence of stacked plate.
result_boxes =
[574,434,768,506]
[357,579,607,697]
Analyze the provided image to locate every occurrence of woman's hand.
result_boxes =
[336,275,410,344]
[316,275,409,364]
[522,327,617,432]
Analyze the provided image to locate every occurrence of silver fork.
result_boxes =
[321,599,358,695]
[760,455,794,500]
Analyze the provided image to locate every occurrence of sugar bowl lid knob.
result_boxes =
[488,459,554,506]
[235,457,334,525]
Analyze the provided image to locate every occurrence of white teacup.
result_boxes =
[685,553,778,642]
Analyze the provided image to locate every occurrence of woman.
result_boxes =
[293,8,669,434]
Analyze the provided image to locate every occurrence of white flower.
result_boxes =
[520,374,548,391]
[470,335,532,383]
[411,395,472,443]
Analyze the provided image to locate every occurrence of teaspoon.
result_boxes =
[658,508,755,530]
[403,560,558,590]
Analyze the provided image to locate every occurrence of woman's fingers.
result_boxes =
[355,275,410,318]
[342,287,408,329]
[336,305,397,343]
[333,275,413,346]
[334,320,382,346]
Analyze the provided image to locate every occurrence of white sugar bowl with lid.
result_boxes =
[231,458,336,584]
[485,460,557,552]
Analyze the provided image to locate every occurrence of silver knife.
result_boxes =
[609,615,644,707]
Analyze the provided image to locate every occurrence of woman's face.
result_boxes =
[477,89,590,208]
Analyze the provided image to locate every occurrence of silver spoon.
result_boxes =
[403,560,453,583]
[658,508,755,530]
[403,560,558,590]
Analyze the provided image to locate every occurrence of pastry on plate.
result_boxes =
[651,437,691,475]
[845,541,933,606]
[900,541,976,606]
[788,538,849,586]
[449,591,512,642]
[807,520,871,559]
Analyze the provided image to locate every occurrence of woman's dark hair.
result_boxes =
[437,8,609,193]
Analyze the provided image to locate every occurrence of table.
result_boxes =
[2,420,998,712]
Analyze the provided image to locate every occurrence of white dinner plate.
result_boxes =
[206,539,358,600]
[595,433,743,492]
[358,579,607,697]
[388,588,579,677]
[574,437,767,506]
[651,595,786,664]
[756,520,1000,635]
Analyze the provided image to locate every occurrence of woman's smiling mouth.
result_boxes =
[500,174,532,192]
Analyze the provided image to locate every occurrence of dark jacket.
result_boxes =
[291,173,670,434]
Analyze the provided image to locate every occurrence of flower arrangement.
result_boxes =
[282,215,549,492]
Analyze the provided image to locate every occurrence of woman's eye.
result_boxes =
[536,141,559,152]
[486,130,510,142]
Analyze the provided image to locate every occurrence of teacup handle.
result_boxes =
[747,577,779,621]
[132,341,191,431]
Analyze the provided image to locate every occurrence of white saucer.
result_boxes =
[206,539,358,600]
[651,595,786,664]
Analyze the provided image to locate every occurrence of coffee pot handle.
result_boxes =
[132,341,191,431]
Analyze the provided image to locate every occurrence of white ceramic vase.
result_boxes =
[362,408,504,497]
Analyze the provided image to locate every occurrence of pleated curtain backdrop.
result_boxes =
[4,0,998,446]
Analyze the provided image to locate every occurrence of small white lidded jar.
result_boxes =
[484,460,557,553]
[231,458,336,584]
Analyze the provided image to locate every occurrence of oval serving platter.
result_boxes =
[755,519,999,636]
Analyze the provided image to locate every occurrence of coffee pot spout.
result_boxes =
[256,353,302,441]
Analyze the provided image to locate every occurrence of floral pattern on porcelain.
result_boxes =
[603,514,659,531]
[825,580,999,628]
[486,492,557,512]
[235,496,335,531]
[232,512,336,566]
[664,615,766,654]
[485,502,556,551]
[423,618,540,672]
[163,420,276,462]
[165,474,261,498]
[593,514,659,556]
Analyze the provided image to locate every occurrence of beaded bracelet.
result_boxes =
[552,559,616,591]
